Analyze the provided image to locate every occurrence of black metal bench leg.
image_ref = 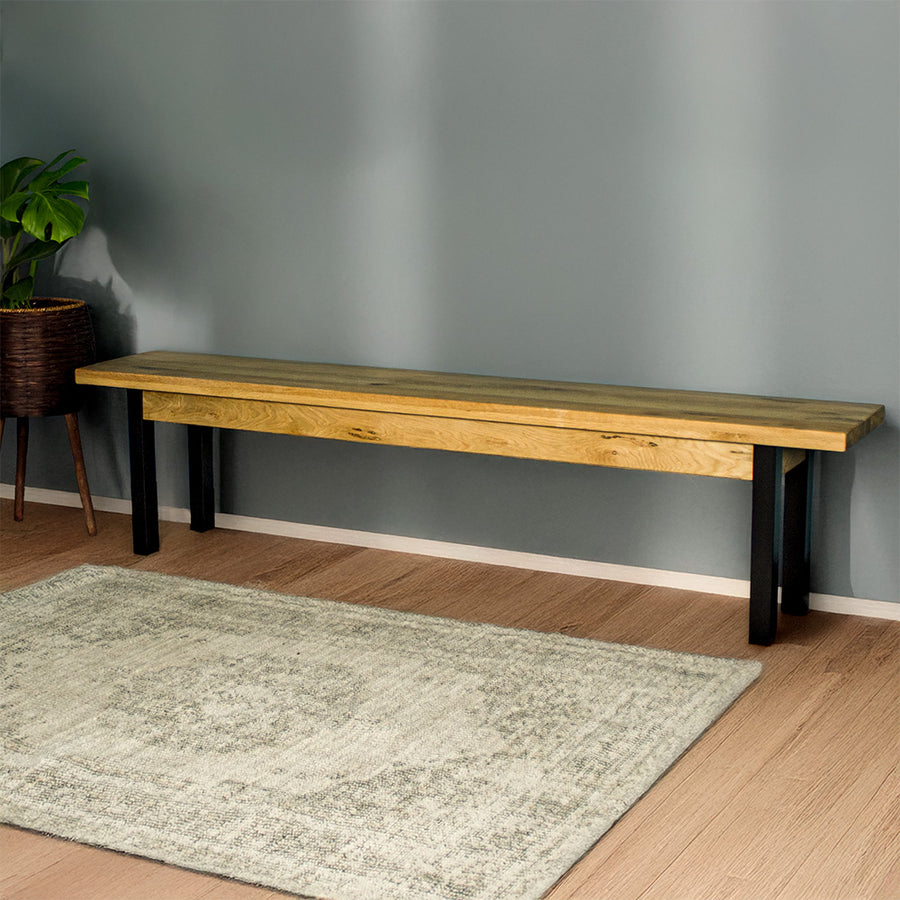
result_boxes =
[127,389,159,555]
[188,424,215,532]
[782,451,814,616]
[750,446,783,645]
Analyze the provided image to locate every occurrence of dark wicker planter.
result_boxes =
[0,298,96,418]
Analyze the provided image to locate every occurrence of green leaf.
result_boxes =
[6,238,62,271]
[42,149,76,171]
[56,179,90,200]
[0,157,43,201]
[1,191,30,223]
[27,154,86,193]
[21,194,85,243]
[0,218,21,240]
[2,275,35,308]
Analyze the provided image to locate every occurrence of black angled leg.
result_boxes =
[749,446,783,645]
[127,389,159,555]
[188,424,215,532]
[782,452,814,616]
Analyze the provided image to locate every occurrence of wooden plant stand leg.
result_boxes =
[65,412,97,536]
[14,417,29,522]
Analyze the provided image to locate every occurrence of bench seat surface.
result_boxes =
[76,351,884,452]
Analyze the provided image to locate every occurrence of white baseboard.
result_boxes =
[4,484,899,621]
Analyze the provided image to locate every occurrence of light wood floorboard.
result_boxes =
[1,500,897,900]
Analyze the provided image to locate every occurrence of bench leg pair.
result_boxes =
[127,390,213,554]
[750,446,814,645]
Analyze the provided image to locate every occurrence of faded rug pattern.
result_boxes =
[1,565,760,900]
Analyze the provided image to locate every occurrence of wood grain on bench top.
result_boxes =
[76,351,885,452]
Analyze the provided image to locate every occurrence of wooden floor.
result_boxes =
[1,500,898,900]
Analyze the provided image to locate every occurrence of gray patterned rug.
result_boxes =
[1,565,760,900]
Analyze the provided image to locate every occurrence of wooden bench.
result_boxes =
[75,351,885,645]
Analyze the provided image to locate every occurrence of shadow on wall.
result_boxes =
[821,450,856,599]
[49,226,138,497]
[49,226,214,507]
[53,226,138,361]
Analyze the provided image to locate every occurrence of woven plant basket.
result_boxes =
[0,298,96,418]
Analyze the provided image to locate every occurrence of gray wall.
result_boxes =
[2,1,897,604]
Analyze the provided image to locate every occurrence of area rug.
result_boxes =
[1,565,760,900]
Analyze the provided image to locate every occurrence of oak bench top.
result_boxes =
[76,351,885,453]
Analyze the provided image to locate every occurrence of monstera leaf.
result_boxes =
[1,150,89,308]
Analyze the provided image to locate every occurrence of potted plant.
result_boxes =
[1,150,97,533]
